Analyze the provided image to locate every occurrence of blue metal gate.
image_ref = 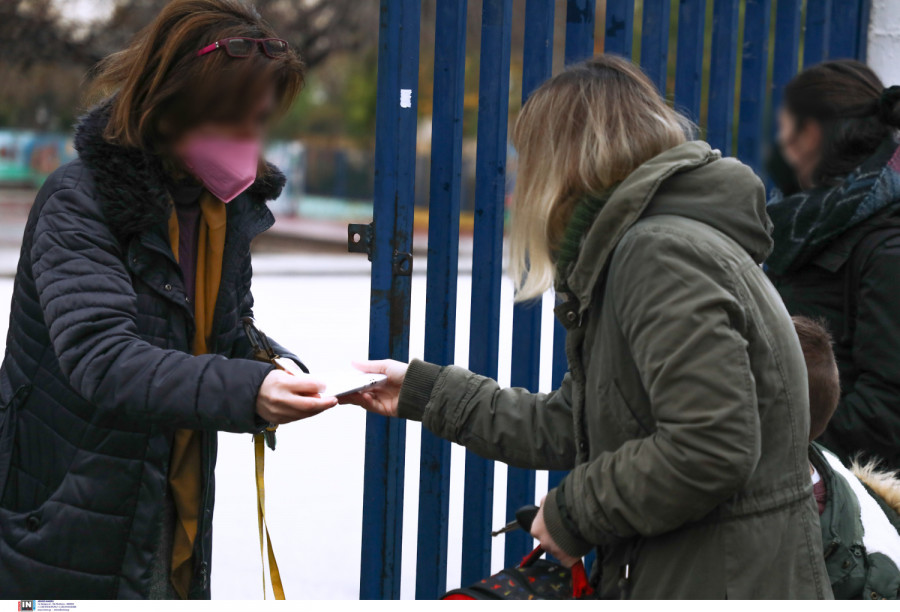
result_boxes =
[356,0,871,600]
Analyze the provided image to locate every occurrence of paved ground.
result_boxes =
[0,196,558,599]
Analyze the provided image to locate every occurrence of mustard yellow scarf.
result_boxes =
[167,192,227,599]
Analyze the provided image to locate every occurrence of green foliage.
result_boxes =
[272,49,379,147]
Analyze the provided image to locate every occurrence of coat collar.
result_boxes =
[561,141,720,315]
[73,99,286,243]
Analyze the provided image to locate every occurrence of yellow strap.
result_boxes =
[254,432,285,600]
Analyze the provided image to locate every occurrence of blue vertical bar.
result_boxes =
[803,0,832,67]
[673,0,707,123]
[855,0,870,61]
[605,0,635,57]
[771,0,802,120]
[462,0,513,586]
[415,0,468,599]
[359,0,420,600]
[706,0,740,154]
[736,0,772,173]
[828,0,862,59]
[565,0,596,65]
[504,0,555,569]
[640,0,672,93]
[548,0,597,503]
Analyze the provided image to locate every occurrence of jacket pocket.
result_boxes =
[605,379,651,439]
[0,372,78,514]
[0,384,31,503]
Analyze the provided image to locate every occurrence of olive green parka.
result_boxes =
[398,142,832,599]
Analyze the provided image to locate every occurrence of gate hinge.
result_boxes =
[348,223,412,276]
[348,223,374,261]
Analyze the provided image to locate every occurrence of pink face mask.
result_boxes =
[179,135,261,203]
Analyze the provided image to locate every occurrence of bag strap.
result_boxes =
[842,219,900,344]
[518,545,594,599]
[254,432,285,599]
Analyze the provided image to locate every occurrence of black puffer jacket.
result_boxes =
[767,139,900,470]
[0,102,297,598]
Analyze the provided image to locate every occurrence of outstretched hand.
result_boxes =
[256,370,337,424]
[338,359,408,418]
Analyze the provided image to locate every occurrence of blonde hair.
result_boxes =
[509,55,691,301]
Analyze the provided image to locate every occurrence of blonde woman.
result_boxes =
[346,56,831,598]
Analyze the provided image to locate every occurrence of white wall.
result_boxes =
[868,0,900,86]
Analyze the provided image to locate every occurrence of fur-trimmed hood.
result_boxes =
[73,99,286,241]
[853,459,900,517]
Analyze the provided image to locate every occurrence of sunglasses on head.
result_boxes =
[196,37,289,59]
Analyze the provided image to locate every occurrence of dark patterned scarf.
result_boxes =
[766,138,900,275]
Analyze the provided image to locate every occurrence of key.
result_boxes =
[491,504,540,537]
[491,520,521,537]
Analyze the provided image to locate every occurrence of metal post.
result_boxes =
[415,0,468,599]
[462,0,514,586]
[549,0,597,497]
[605,0,635,57]
[706,0,740,155]
[737,0,773,173]
[804,0,833,67]
[504,0,555,569]
[565,0,596,65]
[674,0,707,123]
[771,0,802,126]
[640,0,672,94]
[828,0,865,59]
[359,0,421,599]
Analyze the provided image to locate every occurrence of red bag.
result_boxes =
[442,546,595,600]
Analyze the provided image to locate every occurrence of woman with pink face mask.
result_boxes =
[0,0,332,600]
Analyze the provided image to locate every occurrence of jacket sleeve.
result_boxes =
[397,360,577,471]
[824,241,900,465]
[30,188,273,433]
[547,230,762,554]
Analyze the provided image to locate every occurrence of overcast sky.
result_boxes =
[55,0,114,23]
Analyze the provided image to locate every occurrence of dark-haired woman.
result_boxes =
[0,0,335,599]
[767,60,900,471]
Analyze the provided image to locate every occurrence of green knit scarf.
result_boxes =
[554,186,618,294]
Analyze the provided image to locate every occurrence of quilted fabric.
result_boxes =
[0,101,297,599]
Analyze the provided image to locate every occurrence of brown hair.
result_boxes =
[783,60,900,186]
[792,316,841,442]
[88,0,305,151]
[509,55,691,300]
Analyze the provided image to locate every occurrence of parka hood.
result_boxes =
[642,145,773,262]
[564,141,772,308]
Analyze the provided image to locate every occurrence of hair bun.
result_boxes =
[878,85,900,128]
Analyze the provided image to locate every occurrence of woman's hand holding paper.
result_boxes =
[256,370,337,424]
[339,359,408,417]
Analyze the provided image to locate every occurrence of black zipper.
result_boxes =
[198,430,213,592]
